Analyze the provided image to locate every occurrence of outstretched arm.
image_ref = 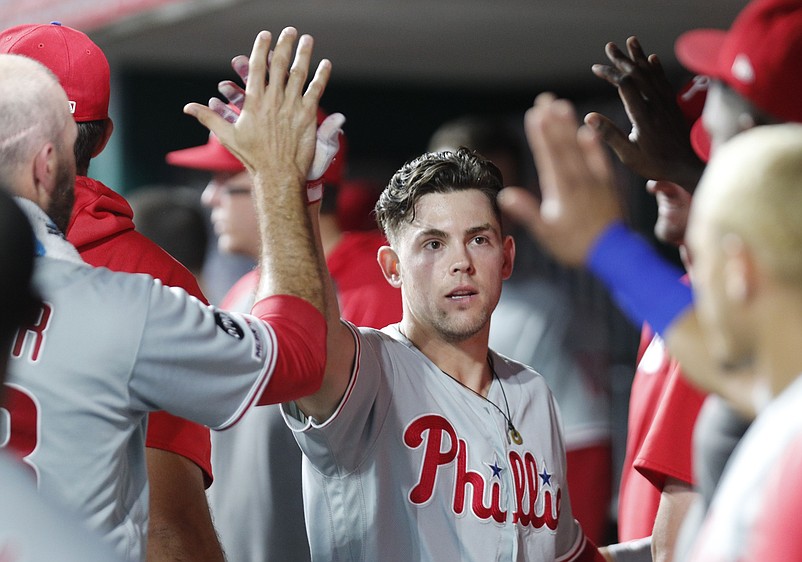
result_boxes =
[586,36,706,191]
[505,93,755,416]
[190,28,355,421]
[184,28,327,312]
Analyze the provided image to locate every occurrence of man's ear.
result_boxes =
[91,118,114,158]
[32,142,57,198]
[501,235,515,280]
[721,233,755,303]
[378,245,402,288]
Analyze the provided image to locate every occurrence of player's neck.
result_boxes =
[400,322,492,395]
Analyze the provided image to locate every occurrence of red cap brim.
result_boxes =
[675,29,728,79]
[690,118,711,163]
[166,134,245,172]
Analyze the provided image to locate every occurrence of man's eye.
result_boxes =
[425,240,442,250]
[473,236,489,245]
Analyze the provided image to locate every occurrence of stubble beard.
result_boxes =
[431,307,491,344]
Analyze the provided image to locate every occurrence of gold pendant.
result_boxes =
[509,428,523,445]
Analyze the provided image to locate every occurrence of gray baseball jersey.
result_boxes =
[0,200,316,561]
[282,323,590,561]
[206,270,311,562]
[0,453,122,562]
[490,276,610,451]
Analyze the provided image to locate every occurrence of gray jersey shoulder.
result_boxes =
[4,257,276,560]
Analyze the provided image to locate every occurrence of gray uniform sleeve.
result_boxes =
[130,280,275,430]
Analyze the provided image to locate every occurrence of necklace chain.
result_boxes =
[439,355,523,445]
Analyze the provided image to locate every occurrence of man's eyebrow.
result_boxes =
[466,224,494,236]
[415,227,449,239]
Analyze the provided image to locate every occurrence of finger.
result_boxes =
[591,64,624,86]
[605,42,635,74]
[498,186,541,225]
[285,34,314,101]
[209,97,239,123]
[303,58,332,105]
[184,101,234,144]
[527,97,584,204]
[231,55,250,84]
[244,31,273,103]
[267,27,298,104]
[625,36,649,65]
[584,112,632,158]
[577,124,614,184]
[218,81,245,110]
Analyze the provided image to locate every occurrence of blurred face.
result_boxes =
[687,210,752,371]
[393,190,514,344]
[647,180,693,247]
[201,171,259,258]
[701,81,753,154]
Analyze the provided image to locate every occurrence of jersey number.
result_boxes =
[0,384,40,481]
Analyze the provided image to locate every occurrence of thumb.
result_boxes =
[498,186,544,240]
[184,101,243,164]
[584,112,631,159]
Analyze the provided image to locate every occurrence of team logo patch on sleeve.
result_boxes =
[215,312,245,340]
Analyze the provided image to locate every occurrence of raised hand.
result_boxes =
[500,93,624,267]
[211,44,344,203]
[586,36,705,191]
[184,28,329,186]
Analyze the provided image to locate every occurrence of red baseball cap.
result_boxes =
[166,132,246,173]
[675,0,802,124]
[167,108,347,185]
[0,22,110,122]
[675,75,711,162]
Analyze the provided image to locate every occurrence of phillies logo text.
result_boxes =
[404,414,560,529]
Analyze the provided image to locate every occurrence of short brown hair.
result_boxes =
[375,147,503,243]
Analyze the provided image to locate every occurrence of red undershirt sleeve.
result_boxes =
[251,295,328,405]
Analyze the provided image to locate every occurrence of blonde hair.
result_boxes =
[694,123,802,283]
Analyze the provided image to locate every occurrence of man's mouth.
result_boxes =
[447,289,476,300]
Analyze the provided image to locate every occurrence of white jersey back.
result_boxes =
[1,256,275,561]
[283,324,586,561]
[0,453,122,562]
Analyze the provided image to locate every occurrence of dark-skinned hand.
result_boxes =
[586,36,706,192]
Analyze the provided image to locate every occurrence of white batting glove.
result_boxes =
[306,112,345,204]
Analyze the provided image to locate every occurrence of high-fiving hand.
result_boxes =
[499,93,624,267]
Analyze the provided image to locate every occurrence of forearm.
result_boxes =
[253,170,326,314]
[146,449,224,562]
[651,478,697,562]
[664,311,757,418]
[601,537,652,562]
[292,203,356,421]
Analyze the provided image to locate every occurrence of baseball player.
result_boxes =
[683,124,802,561]
[166,111,401,561]
[0,189,122,562]
[0,22,221,560]
[428,115,613,543]
[252,138,603,559]
[0,28,328,561]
